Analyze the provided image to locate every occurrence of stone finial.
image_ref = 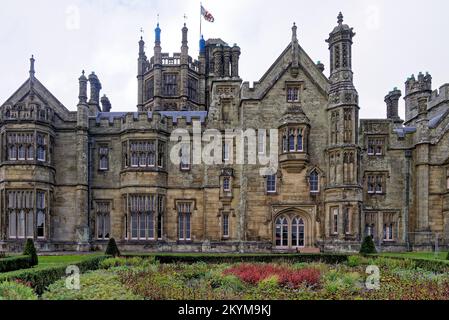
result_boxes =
[338,12,344,25]
[29,55,35,78]
[292,22,298,42]
[78,70,88,105]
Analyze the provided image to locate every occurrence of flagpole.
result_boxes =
[200,2,202,38]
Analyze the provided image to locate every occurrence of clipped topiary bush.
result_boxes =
[23,239,38,266]
[0,256,34,273]
[360,236,377,255]
[105,238,120,257]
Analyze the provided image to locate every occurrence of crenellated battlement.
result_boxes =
[91,111,208,132]
[405,72,432,97]
[428,83,449,108]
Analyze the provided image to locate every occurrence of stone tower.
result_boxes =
[404,72,432,123]
[324,13,362,242]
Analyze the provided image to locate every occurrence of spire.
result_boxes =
[155,22,161,44]
[29,55,35,79]
[291,23,299,76]
[139,36,145,57]
[182,23,188,47]
[338,12,344,25]
[199,35,206,55]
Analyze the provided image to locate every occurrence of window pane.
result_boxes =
[148,213,154,239]
[131,214,138,239]
[104,214,110,239]
[37,211,45,238]
[223,214,229,237]
[9,211,16,238]
[178,214,184,240]
[18,210,25,238]
[139,214,146,239]
[186,214,191,240]
[26,211,34,238]
[97,213,104,239]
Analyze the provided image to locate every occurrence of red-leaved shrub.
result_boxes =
[223,264,321,288]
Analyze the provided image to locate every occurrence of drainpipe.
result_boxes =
[405,150,412,251]
[88,136,94,245]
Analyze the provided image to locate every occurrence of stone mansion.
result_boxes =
[1,13,448,253]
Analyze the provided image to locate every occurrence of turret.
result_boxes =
[137,36,146,109]
[384,88,402,122]
[404,72,432,123]
[199,36,206,74]
[181,24,189,98]
[77,71,89,128]
[326,12,356,90]
[153,23,162,110]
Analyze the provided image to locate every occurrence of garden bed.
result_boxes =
[18,255,449,300]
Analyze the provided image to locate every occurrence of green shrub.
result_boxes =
[360,236,377,255]
[257,275,280,291]
[23,239,38,266]
[0,255,108,295]
[347,255,369,267]
[446,251,449,261]
[323,270,362,295]
[100,257,155,270]
[0,256,34,273]
[105,238,120,258]
[42,270,142,300]
[0,281,37,300]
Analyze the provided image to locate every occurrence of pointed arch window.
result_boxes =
[275,216,289,247]
[297,130,303,152]
[289,129,295,152]
[309,170,320,193]
[291,217,305,248]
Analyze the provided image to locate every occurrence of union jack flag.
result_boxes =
[201,5,215,23]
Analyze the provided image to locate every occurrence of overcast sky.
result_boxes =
[1,0,448,119]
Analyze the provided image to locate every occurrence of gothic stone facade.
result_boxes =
[1,15,448,253]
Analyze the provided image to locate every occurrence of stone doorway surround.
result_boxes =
[271,204,319,251]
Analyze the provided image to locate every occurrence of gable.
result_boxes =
[241,43,330,101]
[1,77,72,122]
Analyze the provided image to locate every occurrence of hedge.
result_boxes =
[123,253,350,265]
[372,254,449,273]
[0,255,34,273]
[0,255,109,295]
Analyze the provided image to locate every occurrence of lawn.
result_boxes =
[38,254,103,267]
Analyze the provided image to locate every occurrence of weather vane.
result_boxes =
[184,14,188,23]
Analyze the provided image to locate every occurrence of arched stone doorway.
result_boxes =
[273,209,314,250]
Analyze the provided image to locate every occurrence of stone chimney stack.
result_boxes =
[88,72,102,115]
[101,95,112,113]
[385,88,402,122]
